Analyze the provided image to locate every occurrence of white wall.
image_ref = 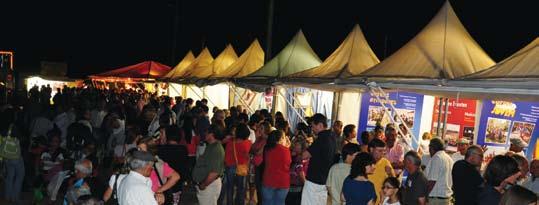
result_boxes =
[337,91,361,126]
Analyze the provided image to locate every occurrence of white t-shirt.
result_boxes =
[382,197,401,205]
[109,174,127,190]
[118,171,157,205]
[425,151,454,198]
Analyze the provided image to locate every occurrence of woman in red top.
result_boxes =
[262,130,292,205]
[248,121,271,205]
[224,123,252,205]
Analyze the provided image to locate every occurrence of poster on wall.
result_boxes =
[431,98,477,149]
[358,91,424,148]
[477,100,539,159]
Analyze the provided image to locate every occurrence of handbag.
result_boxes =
[106,174,120,205]
[0,124,20,160]
[233,139,249,176]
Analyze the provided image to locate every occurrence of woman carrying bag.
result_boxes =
[224,124,252,205]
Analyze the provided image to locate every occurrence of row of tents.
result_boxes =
[91,1,538,102]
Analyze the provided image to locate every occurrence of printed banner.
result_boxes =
[358,91,424,148]
[477,100,539,159]
[431,98,477,147]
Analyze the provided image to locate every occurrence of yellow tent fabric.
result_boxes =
[465,38,538,79]
[187,45,238,79]
[289,24,380,78]
[162,51,195,80]
[357,1,494,79]
[213,40,265,78]
[248,30,321,78]
[173,47,214,81]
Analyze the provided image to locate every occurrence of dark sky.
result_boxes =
[1,0,536,78]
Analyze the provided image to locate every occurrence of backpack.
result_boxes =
[0,124,21,160]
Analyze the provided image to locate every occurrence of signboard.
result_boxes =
[358,91,424,147]
[431,98,477,144]
[477,100,539,158]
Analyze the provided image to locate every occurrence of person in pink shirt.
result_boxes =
[385,127,404,173]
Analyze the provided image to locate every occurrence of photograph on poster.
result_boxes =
[367,106,385,126]
[395,108,415,128]
[510,121,535,146]
[463,127,475,142]
[485,117,511,144]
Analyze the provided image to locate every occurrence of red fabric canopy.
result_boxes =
[92,61,171,79]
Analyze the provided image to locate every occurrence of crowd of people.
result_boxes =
[0,85,538,205]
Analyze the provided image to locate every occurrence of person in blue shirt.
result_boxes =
[342,152,377,205]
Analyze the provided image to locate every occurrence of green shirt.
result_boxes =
[192,141,225,183]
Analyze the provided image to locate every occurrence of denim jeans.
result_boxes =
[225,167,246,205]
[262,186,288,205]
[4,158,25,201]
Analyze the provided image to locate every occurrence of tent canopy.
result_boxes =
[464,38,539,79]
[162,51,195,81]
[247,30,321,78]
[354,1,494,81]
[186,45,238,79]
[91,61,171,79]
[288,24,379,80]
[212,39,265,78]
[173,47,214,81]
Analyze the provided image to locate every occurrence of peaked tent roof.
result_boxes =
[162,51,196,80]
[172,47,214,81]
[288,24,380,79]
[210,45,239,77]
[355,1,494,80]
[247,30,321,78]
[465,38,539,79]
[91,61,171,79]
[212,39,265,78]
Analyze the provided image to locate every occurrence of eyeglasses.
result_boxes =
[382,186,396,190]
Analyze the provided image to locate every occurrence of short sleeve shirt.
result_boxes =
[342,177,376,205]
[369,158,394,204]
[192,141,225,183]
[401,171,428,205]
[424,151,453,197]
[306,130,336,185]
[150,162,174,192]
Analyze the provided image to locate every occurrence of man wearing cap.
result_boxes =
[509,137,527,157]
[424,138,453,205]
[118,150,164,205]
[451,138,470,163]
[193,124,225,205]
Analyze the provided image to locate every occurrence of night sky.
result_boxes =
[1,0,537,78]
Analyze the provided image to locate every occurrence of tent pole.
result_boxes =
[331,92,341,122]
[442,98,450,139]
[276,88,307,124]
[436,97,444,137]
[265,0,275,62]
[271,86,278,115]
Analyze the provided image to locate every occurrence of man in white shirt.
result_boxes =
[118,150,164,205]
[424,138,453,205]
[451,138,470,164]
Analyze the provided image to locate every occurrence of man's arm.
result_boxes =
[199,172,220,190]
[417,197,426,205]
